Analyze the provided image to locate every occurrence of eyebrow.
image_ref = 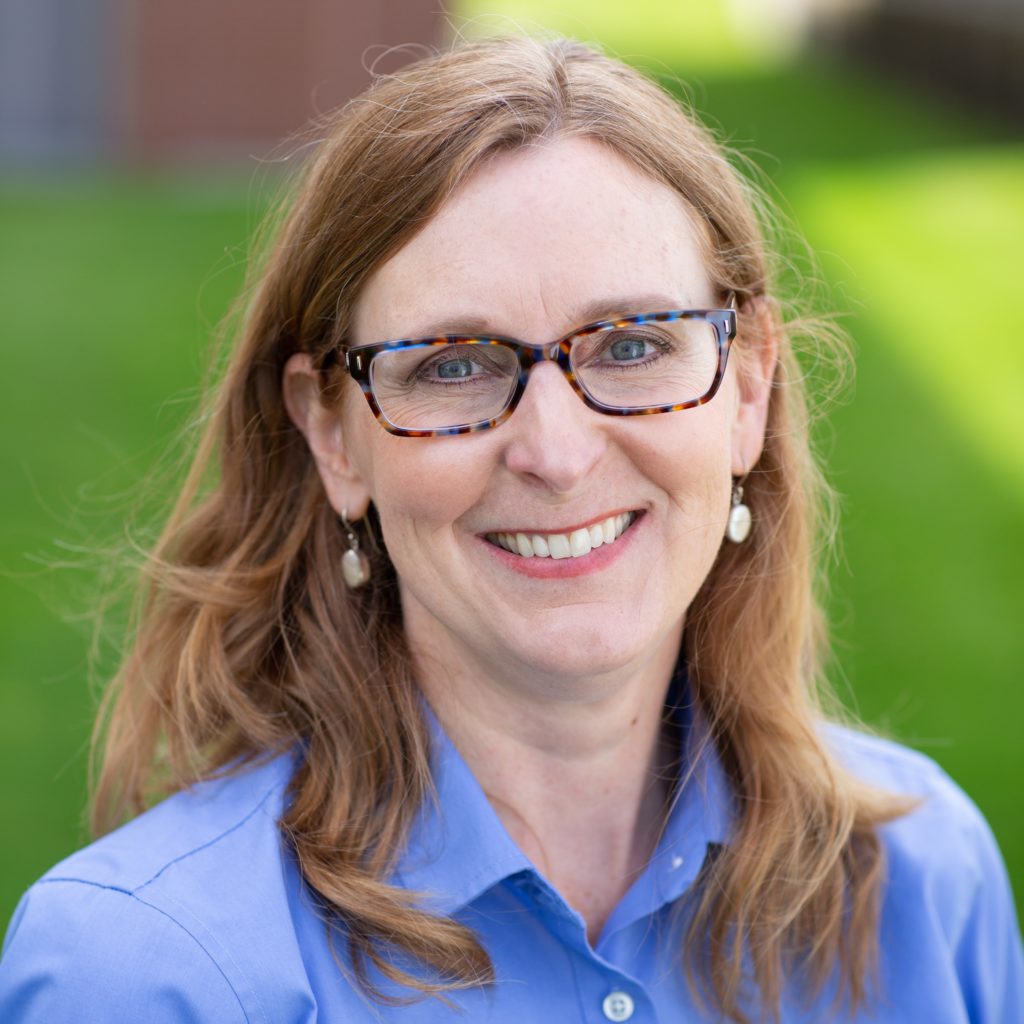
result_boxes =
[388,293,693,343]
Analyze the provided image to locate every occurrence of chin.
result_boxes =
[509,631,658,688]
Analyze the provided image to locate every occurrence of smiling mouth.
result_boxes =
[485,511,639,560]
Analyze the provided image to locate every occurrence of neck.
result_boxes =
[412,617,683,944]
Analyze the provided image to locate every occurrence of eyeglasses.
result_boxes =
[331,304,737,437]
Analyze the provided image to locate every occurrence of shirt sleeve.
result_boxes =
[950,803,1024,1024]
[0,878,248,1023]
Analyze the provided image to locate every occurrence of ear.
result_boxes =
[282,353,372,518]
[730,295,779,476]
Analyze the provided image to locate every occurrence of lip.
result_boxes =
[479,508,640,537]
[477,510,644,579]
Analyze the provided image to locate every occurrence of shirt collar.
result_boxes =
[391,672,734,917]
[645,689,733,905]
[391,701,532,914]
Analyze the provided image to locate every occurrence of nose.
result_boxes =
[500,362,608,493]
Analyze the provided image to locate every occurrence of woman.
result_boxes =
[1,37,1020,1023]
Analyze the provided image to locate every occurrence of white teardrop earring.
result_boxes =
[340,508,371,589]
[726,480,752,544]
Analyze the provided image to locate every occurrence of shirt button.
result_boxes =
[602,990,635,1022]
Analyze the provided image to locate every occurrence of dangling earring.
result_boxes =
[340,508,371,589]
[726,479,752,544]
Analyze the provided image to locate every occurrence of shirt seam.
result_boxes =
[31,878,252,1023]
[135,887,270,1024]
[132,782,281,895]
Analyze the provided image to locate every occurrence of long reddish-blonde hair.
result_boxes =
[93,36,905,1023]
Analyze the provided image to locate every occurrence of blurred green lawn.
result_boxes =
[2,44,1022,926]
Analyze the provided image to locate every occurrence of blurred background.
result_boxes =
[2,0,1022,928]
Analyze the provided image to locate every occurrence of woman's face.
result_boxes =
[302,137,773,689]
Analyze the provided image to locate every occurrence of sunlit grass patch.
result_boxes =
[451,0,788,72]
[787,148,1024,498]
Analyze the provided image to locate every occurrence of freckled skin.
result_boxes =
[340,138,761,700]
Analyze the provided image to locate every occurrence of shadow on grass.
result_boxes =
[651,59,1017,169]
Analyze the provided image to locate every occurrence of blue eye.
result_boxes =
[436,358,476,379]
[609,337,650,362]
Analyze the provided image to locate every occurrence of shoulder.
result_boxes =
[825,722,970,796]
[0,752,315,1023]
[824,724,996,857]
[39,751,294,892]
[824,724,998,891]
[0,881,248,1021]
[824,724,1024,1018]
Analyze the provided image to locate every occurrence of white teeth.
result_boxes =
[548,534,572,559]
[569,528,592,557]
[487,512,637,561]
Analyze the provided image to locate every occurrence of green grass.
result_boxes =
[2,55,1021,928]
[453,0,766,71]
[0,179,258,916]
[789,151,1024,495]
[801,151,1024,887]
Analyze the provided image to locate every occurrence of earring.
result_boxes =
[726,480,752,544]
[340,508,371,589]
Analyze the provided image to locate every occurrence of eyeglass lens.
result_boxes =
[368,317,720,431]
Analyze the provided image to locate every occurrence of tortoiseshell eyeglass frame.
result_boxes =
[321,301,738,438]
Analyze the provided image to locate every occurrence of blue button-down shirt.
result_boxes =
[1,708,1021,1022]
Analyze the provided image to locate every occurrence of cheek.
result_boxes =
[340,382,475,525]
[627,405,735,522]
[359,434,488,552]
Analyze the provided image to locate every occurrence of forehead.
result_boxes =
[351,136,715,343]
